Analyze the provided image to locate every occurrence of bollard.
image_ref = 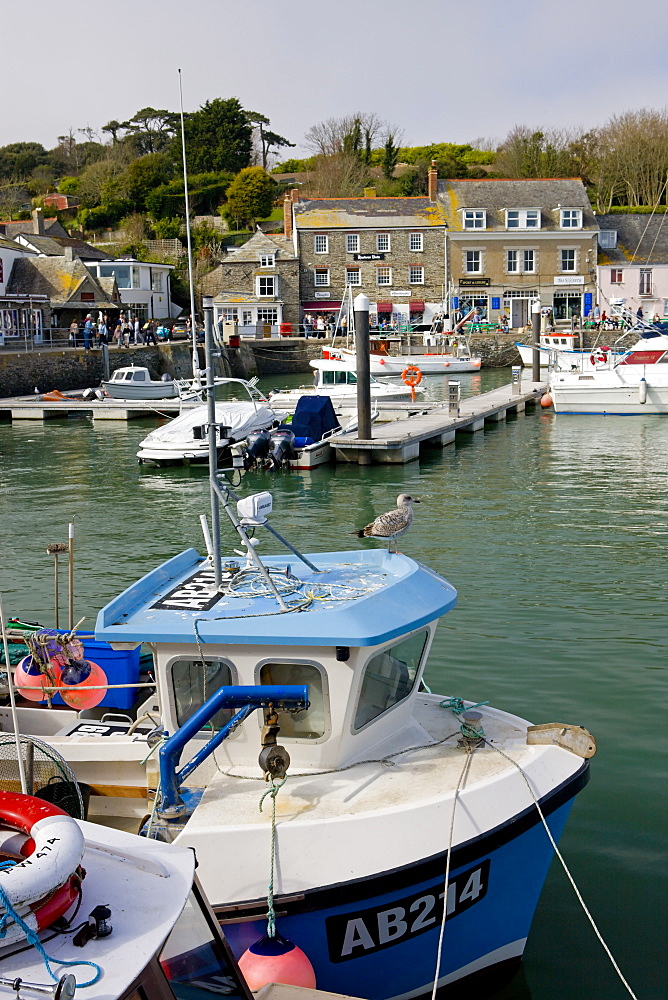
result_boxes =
[511,365,522,396]
[448,379,461,415]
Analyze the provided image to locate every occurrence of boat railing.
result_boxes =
[157,684,309,816]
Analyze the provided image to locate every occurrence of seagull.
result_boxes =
[350,494,420,553]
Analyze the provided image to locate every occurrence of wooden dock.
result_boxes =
[334,381,547,464]
[0,395,201,422]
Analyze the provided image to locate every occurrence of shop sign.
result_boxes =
[314,292,331,298]
[459,278,490,287]
[354,253,385,261]
[392,291,412,296]
[554,275,584,285]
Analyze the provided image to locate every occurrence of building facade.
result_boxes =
[290,171,446,329]
[84,258,174,320]
[597,214,668,321]
[439,179,599,327]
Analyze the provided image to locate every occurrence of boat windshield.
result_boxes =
[322,370,357,385]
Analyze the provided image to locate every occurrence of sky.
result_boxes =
[3,0,668,158]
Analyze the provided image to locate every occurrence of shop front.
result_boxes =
[553,276,585,320]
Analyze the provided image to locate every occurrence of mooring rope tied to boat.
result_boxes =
[489,742,639,1000]
[259,775,287,939]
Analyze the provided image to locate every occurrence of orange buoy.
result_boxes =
[14,656,61,702]
[58,659,108,709]
[540,393,553,408]
[238,933,316,991]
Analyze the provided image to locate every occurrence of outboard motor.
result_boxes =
[161,372,173,383]
[268,427,296,469]
[243,429,272,469]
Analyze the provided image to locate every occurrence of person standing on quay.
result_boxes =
[69,320,78,348]
[83,314,93,350]
[133,316,141,345]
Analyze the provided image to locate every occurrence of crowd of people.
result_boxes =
[69,313,166,349]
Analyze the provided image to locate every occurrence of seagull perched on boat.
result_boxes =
[350,494,420,553]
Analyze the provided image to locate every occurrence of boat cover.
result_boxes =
[290,396,340,444]
[142,402,280,445]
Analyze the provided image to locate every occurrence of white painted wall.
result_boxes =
[598,263,668,319]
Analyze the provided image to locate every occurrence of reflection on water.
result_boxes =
[0,375,665,999]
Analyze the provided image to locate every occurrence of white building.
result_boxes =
[85,258,176,321]
[0,236,46,347]
[597,214,668,321]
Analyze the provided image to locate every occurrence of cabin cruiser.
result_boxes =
[515,334,627,370]
[102,366,194,401]
[328,337,481,376]
[268,362,421,412]
[548,328,668,414]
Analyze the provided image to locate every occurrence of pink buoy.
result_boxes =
[58,659,108,710]
[238,933,316,991]
[14,656,61,703]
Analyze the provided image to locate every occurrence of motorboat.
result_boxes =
[102,367,194,401]
[328,340,481,376]
[268,362,421,412]
[548,328,668,414]
[137,379,287,466]
[240,396,342,471]
[515,334,626,371]
[0,481,595,1000]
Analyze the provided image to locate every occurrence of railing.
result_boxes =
[158,684,309,816]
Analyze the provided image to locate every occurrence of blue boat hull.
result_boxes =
[219,762,588,999]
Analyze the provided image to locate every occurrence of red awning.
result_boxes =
[376,302,392,312]
[302,301,341,311]
[409,301,425,312]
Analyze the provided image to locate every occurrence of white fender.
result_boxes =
[639,378,647,404]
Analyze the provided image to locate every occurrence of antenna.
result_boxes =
[178,69,201,385]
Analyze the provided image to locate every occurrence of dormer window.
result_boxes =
[598,230,617,249]
[506,209,540,229]
[463,210,486,230]
[259,253,275,268]
[560,209,582,229]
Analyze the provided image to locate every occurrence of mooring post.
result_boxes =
[532,299,542,383]
[354,293,372,466]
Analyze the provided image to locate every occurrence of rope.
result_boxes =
[430,750,474,1000]
[259,775,286,939]
[486,742,639,1000]
[0,883,102,987]
[439,696,489,739]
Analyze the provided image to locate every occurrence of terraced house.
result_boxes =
[289,165,447,328]
[439,178,599,328]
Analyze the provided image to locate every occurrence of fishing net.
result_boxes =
[0,735,86,819]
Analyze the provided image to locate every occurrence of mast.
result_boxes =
[178,69,201,385]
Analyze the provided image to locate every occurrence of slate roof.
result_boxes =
[227,231,297,262]
[439,178,598,232]
[7,257,117,309]
[596,213,668,265]
[0,219,69,239]
[16,234,112,261]
[0,236,34,253]
[294,197,446,229]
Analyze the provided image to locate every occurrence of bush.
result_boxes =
[152,216,182,238]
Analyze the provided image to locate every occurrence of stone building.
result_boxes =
[438,179,599,327]
[596,214,668,321]
[289,166,447,328]
[7,250,120,331]
[201,230,300,333]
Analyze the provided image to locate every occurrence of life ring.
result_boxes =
[402,366,423,387]
[0,790,85,945]
[590,347,610,366]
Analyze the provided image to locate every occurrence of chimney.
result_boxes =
[283,194,293,240]
[63,246,75,262]
[428,160,438,201]
[32,208,45,236]
[363,187,377,198]
[290,187,299,204]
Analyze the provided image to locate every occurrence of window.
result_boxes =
[376,266,392,285]
[256,275,276,296]
[257,307,278,324]
[611,268,623,284]
[409,233,423,252]
[506,250,519,273]
[560,209,582,229]
[132,268,140,289]
[80,292,95,301]
[346,234,360,253]
[150,270,163,292]
[409,265,424,284]
[639,269,652,295]
[560,249,576,272]
[259,661,327,740]
[314,234,329,254]
[523,249,535,273]
[465,250,481,273]
[598,230,617,249]
[346,268,361,286]
[171,658,235,729]
[353,630,428,731]
[99,264,131,288]
[314,268,330,287]
[377,234,391,252]
[463,210,486,229]
[221,307,238,321]
[259,254,275,268]
[506,209,540,229]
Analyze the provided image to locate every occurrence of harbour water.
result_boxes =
[0,368,665,999]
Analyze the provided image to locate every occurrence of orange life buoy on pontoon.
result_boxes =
[401,366,423,387]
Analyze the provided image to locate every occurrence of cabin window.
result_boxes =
[258,661,327,740]
[170,657,235,729]
[353,629,429,732]
[132,371,146,381]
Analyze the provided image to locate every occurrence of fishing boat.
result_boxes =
[268,361,420,413]
[0,473,595,999]
[136,379,287,466]
[548,327,668,414]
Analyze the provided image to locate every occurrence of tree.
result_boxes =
[124,152,174,212]
[121,108,178,155]
[222,167,274,229]
[0,142,51,181]
[304,112,384,157]
[181,98,252,174]
[247,112,295,169]
[0,183,27,220]
[382,130,402,179]
[102,120,123,144]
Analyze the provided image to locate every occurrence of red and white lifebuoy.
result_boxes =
[0,791,85,945]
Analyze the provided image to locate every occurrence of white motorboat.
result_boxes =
[515,334,627,371]
[102,366,194,400]
[328,342,481,376]
[548,329,668,414]
[268,362,421,412]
